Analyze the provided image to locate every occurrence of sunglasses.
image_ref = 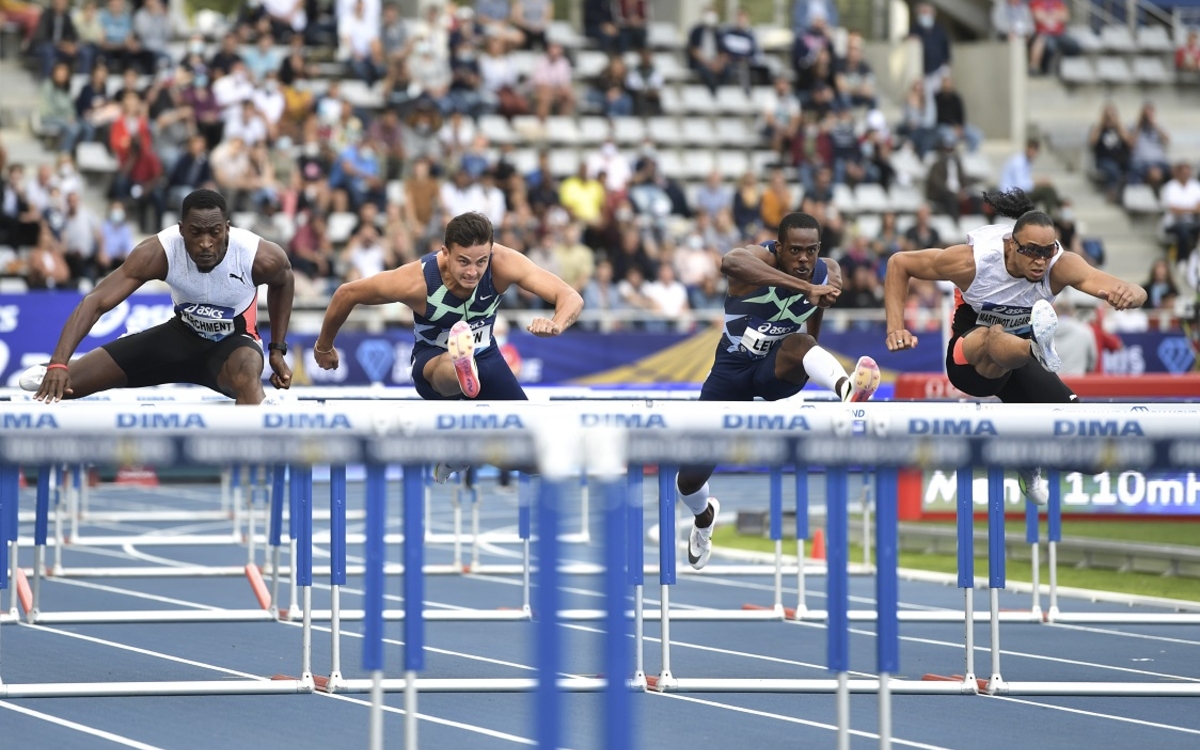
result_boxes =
[1008,236,1059,260]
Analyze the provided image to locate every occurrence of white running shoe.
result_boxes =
[433,462,470,485]
[1029,300,1061,373]
[447,320,480,398]
[687,497,720,570]
[842,356,881,403]
[19,364,47,391]
[1017,467,1049,506]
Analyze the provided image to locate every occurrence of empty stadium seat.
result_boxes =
[1059,57,1099,85]
[854,183,890,214]
[386,180,404,206]
[338,79,383,109]
[1099,25,1137,54]
[327,212,358,244]
[478,115,517,145]
[1132,56,1174,85]
[1095,56,1135,85]
[548,148,581,177]
[76,142,118,173]
[832,183,856,214]
[680,85,717,114]
[715,150,749,180]
[654,149,685,180]
[855,213,883,240]
[679,118,716,146]
[681,150,715,180]
[574,50,608,79]
[577,116,612,145]
[547,20,589,49]
[929,215,961,242]
[510,148,539,174]
[1122,184,1163,214]
[658,86,684,115]
[645,116,678,145]
[647,22,683,49]
[714,87,753,114]
[1136,25,1175,53]
[958,215,990,237]
[544,116,582,145]
[654,53,689,82]
[888,184,924,214]
[714,118,754,146]
[611,117,646,144]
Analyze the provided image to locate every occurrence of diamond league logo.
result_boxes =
[356,339,396,383]
[1157,337,1196,374]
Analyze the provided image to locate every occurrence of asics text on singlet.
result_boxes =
[718,241,827,360]
[159,224,260,341]
[953,223,1063,338]
[411,251,504,353]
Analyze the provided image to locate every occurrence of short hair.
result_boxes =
[778,212,822,240]
[444,211,494,250]
[181,189,228,221]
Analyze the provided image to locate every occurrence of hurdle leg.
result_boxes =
[956,465,976,690]
[364,463,387,750]
[52,466,64,575]
[875,466,900,750]
[985,466,1006,694]
[402,464,426,750]
[328,465,348,691]
[246,465,259,566]
[535,477,564,748]
[287,463,302,620]
[220,465,231,516]
[655,466,677,690]
[826,466,851,750]
[452,480,463,570]
[769,467,784,616]
[299,465,314,687]
[231,464,244,543]
[578,472,591,543]
[31,465,51,621]
[519,474,532,616]
[68,464,81,543]
[1046,470,1062,622]
[794,467,809,619]
[469,484,481,572]
[862,478,873,570]
[1026,499,1042,620]
[628,465,646,689]
[268,466,286,618]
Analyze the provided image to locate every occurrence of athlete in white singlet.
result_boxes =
[23,189,294,404]
[883,188,1147,502]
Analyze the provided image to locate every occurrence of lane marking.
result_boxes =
[987,695,1200,735]
[0,700,169,750]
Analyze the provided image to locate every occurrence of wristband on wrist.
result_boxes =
[46,363,69,371]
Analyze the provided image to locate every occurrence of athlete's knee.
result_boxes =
[677,465,713,496]
[222,348,265,398]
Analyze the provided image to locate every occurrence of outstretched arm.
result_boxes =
[883,244,975,351]
[720,245,834,299]
[314,261,425,369]
[252,239,295,390]
[492,243,583,336]
[1050,251,1147,310]
[35,237,167,402]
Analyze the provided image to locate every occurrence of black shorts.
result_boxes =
[699,345,807,402]
[945,328,1077,403]
[102,317,263,397]
[410,343,528,401]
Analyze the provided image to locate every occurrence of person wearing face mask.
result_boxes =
[907,2,952,111]
[688,6,730,94]
[792,0,839,35]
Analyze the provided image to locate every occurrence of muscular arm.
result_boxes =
[316,261,426,351]
[492,243,583,334]
[1050,250,1147,310]
[721,245,823,297]
[252,239,294,348]
[883,244,975,348]
[48,237,166,366]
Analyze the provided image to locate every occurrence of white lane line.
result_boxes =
[42,577,222,611]
[0,701,169,749]
[15,622,536,745]
[648,693,957,750]
[986,695,1200,735]
[1046,622,1200,648]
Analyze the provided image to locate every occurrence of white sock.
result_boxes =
[802,346,851,399]
[676,479,711,515]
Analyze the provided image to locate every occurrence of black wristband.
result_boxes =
[267,342,288,355]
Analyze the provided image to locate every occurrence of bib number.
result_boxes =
[740,325,784,357]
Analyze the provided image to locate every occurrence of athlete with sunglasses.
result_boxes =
[882,188,1146,504]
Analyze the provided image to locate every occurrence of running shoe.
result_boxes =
[448,320,480,398]
[18,364,46,391]
[433,462,470,485]
[1028,300,1061,373]
[842,356,881,403]
[687,497,720,570]
[1017,467,1049,506]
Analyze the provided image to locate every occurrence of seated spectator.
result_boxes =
[583,0,619,53]
[40,61,81,154]
[328,134,385,212]
[644,262,691,328]
[897,77,936,158]
[340,221,393,282]
[257,0,306,43]
[721,8,760,92]
[252,70,286,132]
[164,133,214,210]
[1161,161,1200,264]
[933,75,982,153]
[991,0,1035,45]
[1177,28,1200,73]
[1029,0,1079,75]
[829,107,867,185]
[478,171,507,227]
[581,258,626,330]
[1088,103,1132,202]
[585,138,631,193]
[208,31,241,76]
[60,191,105,281]
[732,170,763,237]
[180,69,224,148]
[479,35,527,116]
[439,168,485,220]
[512,0,552,51]
[1130,103,1171,192]
[553,222,595,292]
[243,32,281,83]
[224,98,270,147]
[999,137,1060,213]
[52,152,84,198]
[834,32,876,108]
[708,207,743,249]
[108,90,163,219]
[792,0,839,35]
[448,37,486,117]
[615,0,649,52]
[409,38,453,114]
[792,15,833,100]
[460,134,492,180]
[211,135,254,207]
[926,134,978,218]
[288,211,334,296]
[759,169,794,232]
[402,103,446,166]
[473,1,518,46]
[589,53,633,118]
[380,3,410,61]
[694,170,732,219]
[902,203,941,251]
[761,75,802,158]
[97,0,139,73]
[626,48,664,116]
[131,0,169,73]
[0,164,43,250]
[340,0,383,86]
[616,265,657,323]
[33,0,79,80]
[841,263,883,308]
[688,7,729,94]
[1143,258,1179,310]
[296,138,334,214]
[531,42,574,119]
[72,0,103,73]
[559,163,607,233]
[26,221,71,289]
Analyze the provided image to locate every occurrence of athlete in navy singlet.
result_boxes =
[678,211,882,569]
[24,189,294,404]
[884,187,1148,504]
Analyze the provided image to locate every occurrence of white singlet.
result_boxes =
[956,223,1063,337]
[158,224,261,341]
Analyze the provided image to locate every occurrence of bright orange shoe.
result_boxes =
[448,320,480,398]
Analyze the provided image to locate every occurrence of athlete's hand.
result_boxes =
[886,329,918,351]
[812,287,840,308]
[268,349,292,389]
[314,344,339,371]
[807,284,838,304]
[527,318,561,337]
[34,365,73,403]
[1097,282,1146,311]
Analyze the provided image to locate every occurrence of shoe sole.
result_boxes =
[448,321,480,398]
[19,364,47,392]
[1030,300,1061,373]
[848,356,880,402]
[687,497,720,570]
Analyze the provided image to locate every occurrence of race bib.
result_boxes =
[739,320,793,357]
[975,302,1032,336]
[176,302,237,341]
[470,322,493,350]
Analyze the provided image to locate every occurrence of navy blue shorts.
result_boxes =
[411,343,528,401]
[699,346,807,402]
